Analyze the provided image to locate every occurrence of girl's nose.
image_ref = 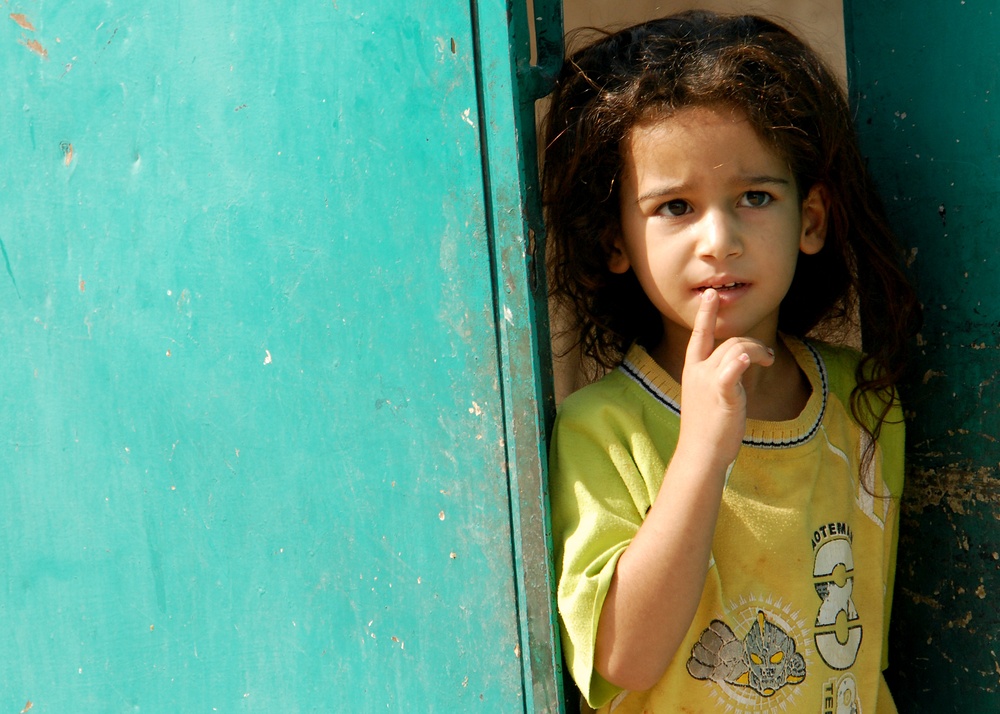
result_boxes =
[697,210,743,259]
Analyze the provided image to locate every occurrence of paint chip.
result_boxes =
[263,349,272,365]
[20,38,47,58]
[10,14,35,31]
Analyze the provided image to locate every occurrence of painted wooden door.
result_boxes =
[845,2,1000,711]
[0,1,562,711]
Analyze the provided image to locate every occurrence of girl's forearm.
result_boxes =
[593,445,727,691]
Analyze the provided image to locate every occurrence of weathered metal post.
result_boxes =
[845,2,1000,710]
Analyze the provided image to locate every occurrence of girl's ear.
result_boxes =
[799,183,830,256]
[607,237,631,274]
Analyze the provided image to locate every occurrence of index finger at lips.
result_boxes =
[686,288,719,362]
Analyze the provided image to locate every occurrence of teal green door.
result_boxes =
[0,1,561,711]
[845,2,1000,711]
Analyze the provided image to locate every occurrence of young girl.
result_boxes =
[543,11,919,714]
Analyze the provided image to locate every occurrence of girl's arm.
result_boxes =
[593,289,774,691]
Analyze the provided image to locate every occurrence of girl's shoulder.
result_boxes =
[555,343,679,426]
[801,336,904,462]
[555,365,637,426]
[801,338,864,402]
[801,337,899,400]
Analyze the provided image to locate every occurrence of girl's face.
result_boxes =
[610,105,828,358]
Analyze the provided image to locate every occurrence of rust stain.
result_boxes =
[946,610,973,629]
[10,13,35,31]
[20,702,32,714]
[79,279,85,292]
[903,464,1000,516]
[20,38,48,58]
[62,142,74,165]
[921,368,946,384]
[901,587,942,610]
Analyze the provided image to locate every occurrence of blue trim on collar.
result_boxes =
[617,340,828,450]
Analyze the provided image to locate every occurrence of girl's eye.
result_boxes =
[658,199,691,216]
[741,191,773,208]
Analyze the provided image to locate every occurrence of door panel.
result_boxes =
[0,1,556,710]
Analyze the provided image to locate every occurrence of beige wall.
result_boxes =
[562,0,845,83]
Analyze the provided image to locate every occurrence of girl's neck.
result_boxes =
[650,333,812,422]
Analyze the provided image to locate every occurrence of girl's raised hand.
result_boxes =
[676,289,775,471]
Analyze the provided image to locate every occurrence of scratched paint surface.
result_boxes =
[0,2,538,710]
[845,2,1000,710]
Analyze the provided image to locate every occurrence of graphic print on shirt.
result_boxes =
[687,610,806,697]
[821,672,862,714]
[811,524,862,670]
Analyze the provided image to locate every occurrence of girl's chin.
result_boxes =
[665,317,779,345]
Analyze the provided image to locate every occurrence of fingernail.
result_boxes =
[767,347,775,357]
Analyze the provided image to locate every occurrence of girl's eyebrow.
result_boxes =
[635,175,791,203]
[636,183,691,203]
[741,175,792,187]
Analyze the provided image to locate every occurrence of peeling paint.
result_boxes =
[10,14,36,31]
[20,38,47,58]
[901,586,942,610]
[903,465,1000,516]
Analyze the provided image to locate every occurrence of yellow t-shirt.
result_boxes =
[549,337,903,714]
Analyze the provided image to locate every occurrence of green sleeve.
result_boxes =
[813,340,905,671]
[548,384,662,709]
[878,397,905,671]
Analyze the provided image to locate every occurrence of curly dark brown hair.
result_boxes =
[543,10,919,436]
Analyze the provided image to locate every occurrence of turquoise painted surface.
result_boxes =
[845,2,1000,710]
[473,0,564,710]
[0,1,557,711]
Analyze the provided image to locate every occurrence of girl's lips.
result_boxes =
[695,281,748,293]
[694,282,751,304]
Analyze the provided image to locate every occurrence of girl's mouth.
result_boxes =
[696,282,746,293]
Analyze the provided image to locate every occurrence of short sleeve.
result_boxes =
[812,343,906,669]
[877,396,905,671]
[548,386,665,709]
[806,340,906,673]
